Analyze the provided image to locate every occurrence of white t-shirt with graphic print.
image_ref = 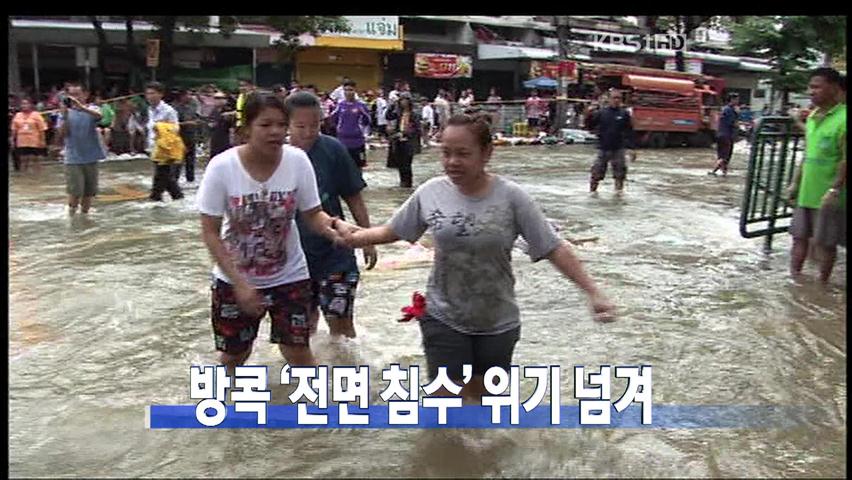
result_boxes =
[197,145,321,289]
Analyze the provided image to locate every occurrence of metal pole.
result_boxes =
[32,43,40,98]
[555,16,569,135]
[252,48,257,85]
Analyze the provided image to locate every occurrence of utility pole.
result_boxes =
[554,16,570,135]
[9,17,21,95]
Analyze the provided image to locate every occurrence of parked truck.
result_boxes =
[580,63,725,148]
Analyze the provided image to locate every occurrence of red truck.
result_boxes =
[580,63,724,148]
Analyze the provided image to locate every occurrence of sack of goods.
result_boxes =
[152,122,186,164]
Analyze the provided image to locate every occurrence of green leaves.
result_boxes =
[729,16,846,94]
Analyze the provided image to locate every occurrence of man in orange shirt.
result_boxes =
[11,98,48,174]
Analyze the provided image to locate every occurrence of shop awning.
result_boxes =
[622,75,696,94]
[11,19,274,49]
[477,44,557,60]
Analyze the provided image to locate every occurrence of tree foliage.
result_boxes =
[89,16,351,88]
[728,16,846,101]
[644,16,717,71]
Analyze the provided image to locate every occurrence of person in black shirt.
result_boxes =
[173,89,201,183]
[586,89,635,193]
[207,91,235,159]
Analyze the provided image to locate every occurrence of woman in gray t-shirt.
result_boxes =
[335,113,616,400]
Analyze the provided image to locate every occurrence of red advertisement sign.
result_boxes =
[530,60,576,79]
[414,53,473,79]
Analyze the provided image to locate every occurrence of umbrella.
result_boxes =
[523,76,558,89]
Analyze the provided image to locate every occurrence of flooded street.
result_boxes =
[9,144,846,478]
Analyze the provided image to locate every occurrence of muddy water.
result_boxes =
[9,145,846,478]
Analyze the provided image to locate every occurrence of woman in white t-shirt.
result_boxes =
[197,93,347,368]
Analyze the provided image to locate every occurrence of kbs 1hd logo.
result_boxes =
[591,33,687,51]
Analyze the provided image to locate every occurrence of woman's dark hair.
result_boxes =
[243,92,288,126]
[398,95,413,111]
[283,91,321,118]
[445,113,494,151]
[145,81,165,94]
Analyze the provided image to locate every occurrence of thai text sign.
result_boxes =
[324,16,399,41]
[415,54,473,79]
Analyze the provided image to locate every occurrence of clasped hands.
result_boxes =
[326,218,378,270]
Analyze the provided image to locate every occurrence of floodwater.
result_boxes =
[9,144,846,478]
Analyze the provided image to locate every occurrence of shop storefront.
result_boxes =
[295,16,403,93]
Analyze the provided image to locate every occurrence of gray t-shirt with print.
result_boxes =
[390,175,562,335]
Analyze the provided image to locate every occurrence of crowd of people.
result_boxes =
[195,90,617,399]
[194,68,844,400]
[7,66,845,403]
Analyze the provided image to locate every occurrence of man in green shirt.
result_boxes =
[787,68,846,283]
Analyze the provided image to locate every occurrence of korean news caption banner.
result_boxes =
[147,364,816,429]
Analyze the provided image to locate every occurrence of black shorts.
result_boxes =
[527,118,541,129]
[311,271,360,319]
[211,278,314,354]
[15,147,45,156]
[716,137,734,162]
[347,146,367,168]
[418,314,521,381]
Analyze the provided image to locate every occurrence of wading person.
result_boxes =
[709,94,739,176]
[197,93,348,370]
[374,89,389,140]
[586,90,635,193]
[109,99,134,155]
[420,98,435,148]
[333,113,616,400]
[208,91,235,159]
[433,89,451,139]
[173,88,201,183]
[144,82,183,201]
[61,82,105,215]
[235,78,256,144]
[286,92,378,339]
[331,80,372,169]
[787,68,846,283]
[525,89,545,135]
[386,95,421,188]
[11,98,48,174]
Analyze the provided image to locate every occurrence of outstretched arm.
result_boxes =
[547,241,615,323]
[343,193,379,270]
[301,206,348,248]
[336,221,400,248]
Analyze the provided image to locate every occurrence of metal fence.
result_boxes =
[739,116,805,252]
[417,99,591,136]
